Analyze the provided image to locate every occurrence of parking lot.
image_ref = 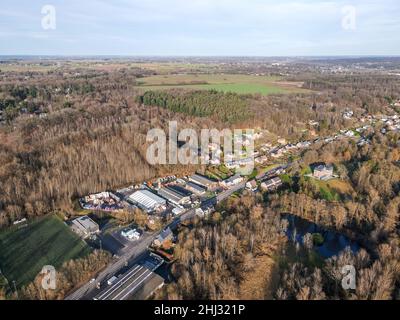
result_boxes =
[99,226,152,256]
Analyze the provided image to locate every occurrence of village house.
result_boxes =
[313,164,334,180]
[260,177,282,191]
[153,228,173,247]
[343,110,354,119]
[220,174,244,188]
[277,138,287,145]
[255,155,268,164]
[345,130,355,137]
[246,180,258,192]
[121,228,141,241]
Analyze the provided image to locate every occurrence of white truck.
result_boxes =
[107,276,118,286]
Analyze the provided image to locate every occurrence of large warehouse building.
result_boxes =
[128,190,167,213]
[158,187,191,208]
[188,174,218,190]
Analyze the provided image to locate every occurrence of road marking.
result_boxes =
[96,265,143,300]
[97,265,143,300]
[112,269,153,300]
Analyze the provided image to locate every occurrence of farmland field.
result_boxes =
[135,74,308,95]
[0,215,91,288]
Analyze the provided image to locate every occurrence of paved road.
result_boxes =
[216,181,247,202]
[65,237,154,300]
[65,181,246,300]
[95,265,155,300]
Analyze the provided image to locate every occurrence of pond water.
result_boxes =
[282,214,360,258]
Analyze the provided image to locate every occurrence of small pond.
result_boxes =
[282,214,360,258]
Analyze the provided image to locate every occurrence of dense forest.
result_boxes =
[158,194,284,299]
[136,90,250,123]
[0,66,399,227]
[0,59,399,300]
[158,130,400,300]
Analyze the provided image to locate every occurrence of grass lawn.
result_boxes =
[135,74,309,96]
[306,178,341,201]
[326,179,354,196]
[301,166,313,175]
[0,215,92,288]
[280,174,293,185]
[259,163,283,174]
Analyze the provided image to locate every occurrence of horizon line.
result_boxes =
[1,54,400,59]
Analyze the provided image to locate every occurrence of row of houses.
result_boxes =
[225,157,253,170]
[260,177,283,191]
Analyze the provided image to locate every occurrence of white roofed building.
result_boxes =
[128,190,167,213]
[220,174,244,188]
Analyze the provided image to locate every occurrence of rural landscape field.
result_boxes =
[134,74,307,95]
[0,215,91,288]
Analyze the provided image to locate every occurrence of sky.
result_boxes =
[0,0,399,56]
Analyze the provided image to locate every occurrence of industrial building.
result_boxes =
[188,174,218,190]
[168,184,192,197]
[158,186,191,208]
[128,189,167,213]
[185,181,207,195]
[70,215,100,238]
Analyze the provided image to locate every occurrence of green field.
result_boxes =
[0,215,91,288]
[135,74,308,96]
[305,178,343,202]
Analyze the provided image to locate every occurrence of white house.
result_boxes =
[313,164,334,180]
[220,174,244,188]
[121,228,141,241]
